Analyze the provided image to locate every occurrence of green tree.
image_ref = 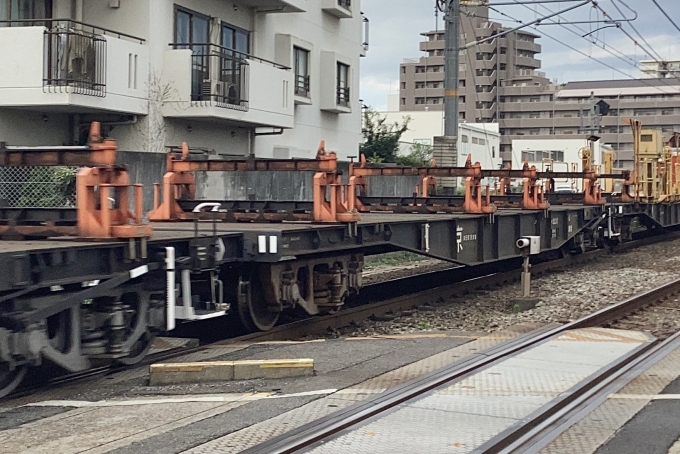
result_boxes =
[17,167,77,207]
[360,108,410,163]
[395,142,433,167]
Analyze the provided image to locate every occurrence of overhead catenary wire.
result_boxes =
[590,1,665,65]
[649,0,680,36]
[511,0,639,70]
[486,5,678,95]
[609,0,665,64]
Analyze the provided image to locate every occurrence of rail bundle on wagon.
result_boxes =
[0,119,678,397]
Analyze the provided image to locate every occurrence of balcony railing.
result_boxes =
[0,18,145,42]
[1,19,146,99]
[43,25,106,97]
[171,43,250,111]
[295,74,310,97]
[337,86,350,107]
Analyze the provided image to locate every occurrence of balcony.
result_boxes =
[161,44,294,129]
[320,51,352,114]
[0,20,148,115]
[242,0,306,12]
[419,40,444,52]
[515,56,541,68]
[516,41,541,53]
[322,0,353,18]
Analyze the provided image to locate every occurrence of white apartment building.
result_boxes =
[0,0,365,161]
[640,59,680,79]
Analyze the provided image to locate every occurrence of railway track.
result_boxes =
[5,233,676,402]
[236,273,680,454]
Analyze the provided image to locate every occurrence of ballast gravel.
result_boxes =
[349,239,680,337]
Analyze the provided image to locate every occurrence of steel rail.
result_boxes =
[480,331,680,454]
[239,275,680,454]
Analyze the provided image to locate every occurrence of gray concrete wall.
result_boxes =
[118,151,422,212]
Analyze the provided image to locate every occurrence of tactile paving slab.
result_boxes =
[539,345,680,454]
[304,328,650,454]
[181,325,544,454]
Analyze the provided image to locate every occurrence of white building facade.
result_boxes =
[380,107,502,171]
[511,138,612,191]
[0,0,365,160]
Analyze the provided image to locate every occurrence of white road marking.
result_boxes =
[25,389,339,408]
[609,394,680,400]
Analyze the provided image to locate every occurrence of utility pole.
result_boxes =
[434,0,480,192]
[434,0,463,192]
[444,0,460,139]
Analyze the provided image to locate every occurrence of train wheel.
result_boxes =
[116,290,155,366]
[237,279,279,332]
[0,363,27,398]
[117,331,154,366]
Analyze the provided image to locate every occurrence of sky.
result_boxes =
[359,0,680,110]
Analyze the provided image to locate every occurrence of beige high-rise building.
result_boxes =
[398,5,680,169]
[399,5,547,122]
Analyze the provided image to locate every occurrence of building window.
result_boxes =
[415,66,425,73]
[293,46,310,97]
[0,0,52,22]
[400,97,405,105]
[462,135,468,143]
[529,97,540,102]
[500,63,506,70]
[472,137,479,144]
[400,82,406,89]
[401,66,406,74]
[336,62,350,106]
[459,80,466,87]
[492,146,495,158]
[175,7,209,45]
[479,138,486,145]
[529,112,539,118]
[641,134,653,142]
[415,97,425,104]
[175,7,211,102]
[222,23,249,57]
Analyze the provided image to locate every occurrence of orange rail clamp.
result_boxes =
[150,141,360,224]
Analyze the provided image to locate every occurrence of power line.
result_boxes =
[509,0,640,70]
[590,1,664,65]
[649,0,680,35]
[609,0,665,64]
[486,5,678,95]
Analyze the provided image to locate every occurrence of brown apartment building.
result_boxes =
[398,5,680,168]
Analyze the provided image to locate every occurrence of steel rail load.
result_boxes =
[0,120,679,398]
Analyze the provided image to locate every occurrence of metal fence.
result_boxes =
[43,23,107,97]
[0,167,77,208]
